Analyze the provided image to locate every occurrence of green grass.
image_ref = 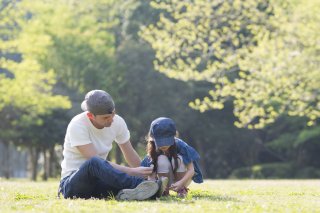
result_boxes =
[0,179,320,212]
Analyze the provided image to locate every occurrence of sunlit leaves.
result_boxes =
[0,0,71,125]
[14,0,117,93]
[141,0,320,128]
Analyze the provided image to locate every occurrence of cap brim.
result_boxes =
[81,100,88,111]
[154,136,175,148]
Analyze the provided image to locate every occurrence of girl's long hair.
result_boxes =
[146,133,179,174]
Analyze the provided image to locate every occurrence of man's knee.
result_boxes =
[85,156,115,172]
[86,156,104,167]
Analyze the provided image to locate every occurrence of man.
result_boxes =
[59,90,166,200]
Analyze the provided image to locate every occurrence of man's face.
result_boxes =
[88,111,115,129]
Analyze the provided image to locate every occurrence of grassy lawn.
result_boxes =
[0,179,319,212]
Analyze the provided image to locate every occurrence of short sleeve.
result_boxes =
[68,121,92,147]
[176,139,200,165]
[114,115,130,144]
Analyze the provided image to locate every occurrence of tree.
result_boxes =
[140,0,320,128]
[266,118,320,170]
[0,0,71,179]
[16,0,119,93]
[103,0,263,178]
[16,110,70,180]
[0,0,71,122]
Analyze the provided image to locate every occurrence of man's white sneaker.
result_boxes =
[116,180,159,201]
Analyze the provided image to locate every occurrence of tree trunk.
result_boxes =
[192,138,208,178]
[42,148,48,181]
[48,146,57,178]
[29,146,40,181]
[1,141,10,179]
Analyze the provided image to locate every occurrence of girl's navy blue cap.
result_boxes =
[150,117,176,148]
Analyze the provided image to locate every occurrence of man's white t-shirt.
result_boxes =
[61,112,130,179]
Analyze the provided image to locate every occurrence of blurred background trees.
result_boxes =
[0,0,319,180]
[141,0,319,129]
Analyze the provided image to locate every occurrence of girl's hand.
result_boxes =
[169,180,185,192]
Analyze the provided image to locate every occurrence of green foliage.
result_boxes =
[267,133,296,151]
[294,167,320,178]
[17,0,118,93]
[0,0,119,141]
[14,110,70,147]
[265,118,320,165]
[1,0,319,180]
[141,0,320,128]
[114,39,197,143]
[230,163,294,179]
[236,0,320,128]
[230,163,320,179]
[294,125,320,147]
[0,59,70,117]
[0,0,71,125]
[267,124,320,150]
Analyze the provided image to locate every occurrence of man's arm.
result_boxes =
[76,143,152,177]
[118,140,141,167]
[108,161,153,177]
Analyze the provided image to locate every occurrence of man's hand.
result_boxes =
[130,166,154,178]
[109,162,154,177]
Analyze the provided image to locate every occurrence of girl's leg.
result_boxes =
[172,155,192,197]
[173,155,192,186]
[156,155,172,194]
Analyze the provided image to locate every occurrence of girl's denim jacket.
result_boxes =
[141,138,203,183]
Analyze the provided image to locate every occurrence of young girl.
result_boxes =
[141,117,203,197]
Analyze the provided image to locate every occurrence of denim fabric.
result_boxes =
[141,138,203,183]
[59,157,144,199]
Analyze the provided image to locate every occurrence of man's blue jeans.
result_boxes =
[59,157,144,199]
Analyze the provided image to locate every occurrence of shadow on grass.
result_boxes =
[191,192,238,202]
[158,190,239,203]
[51,189,238,203]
